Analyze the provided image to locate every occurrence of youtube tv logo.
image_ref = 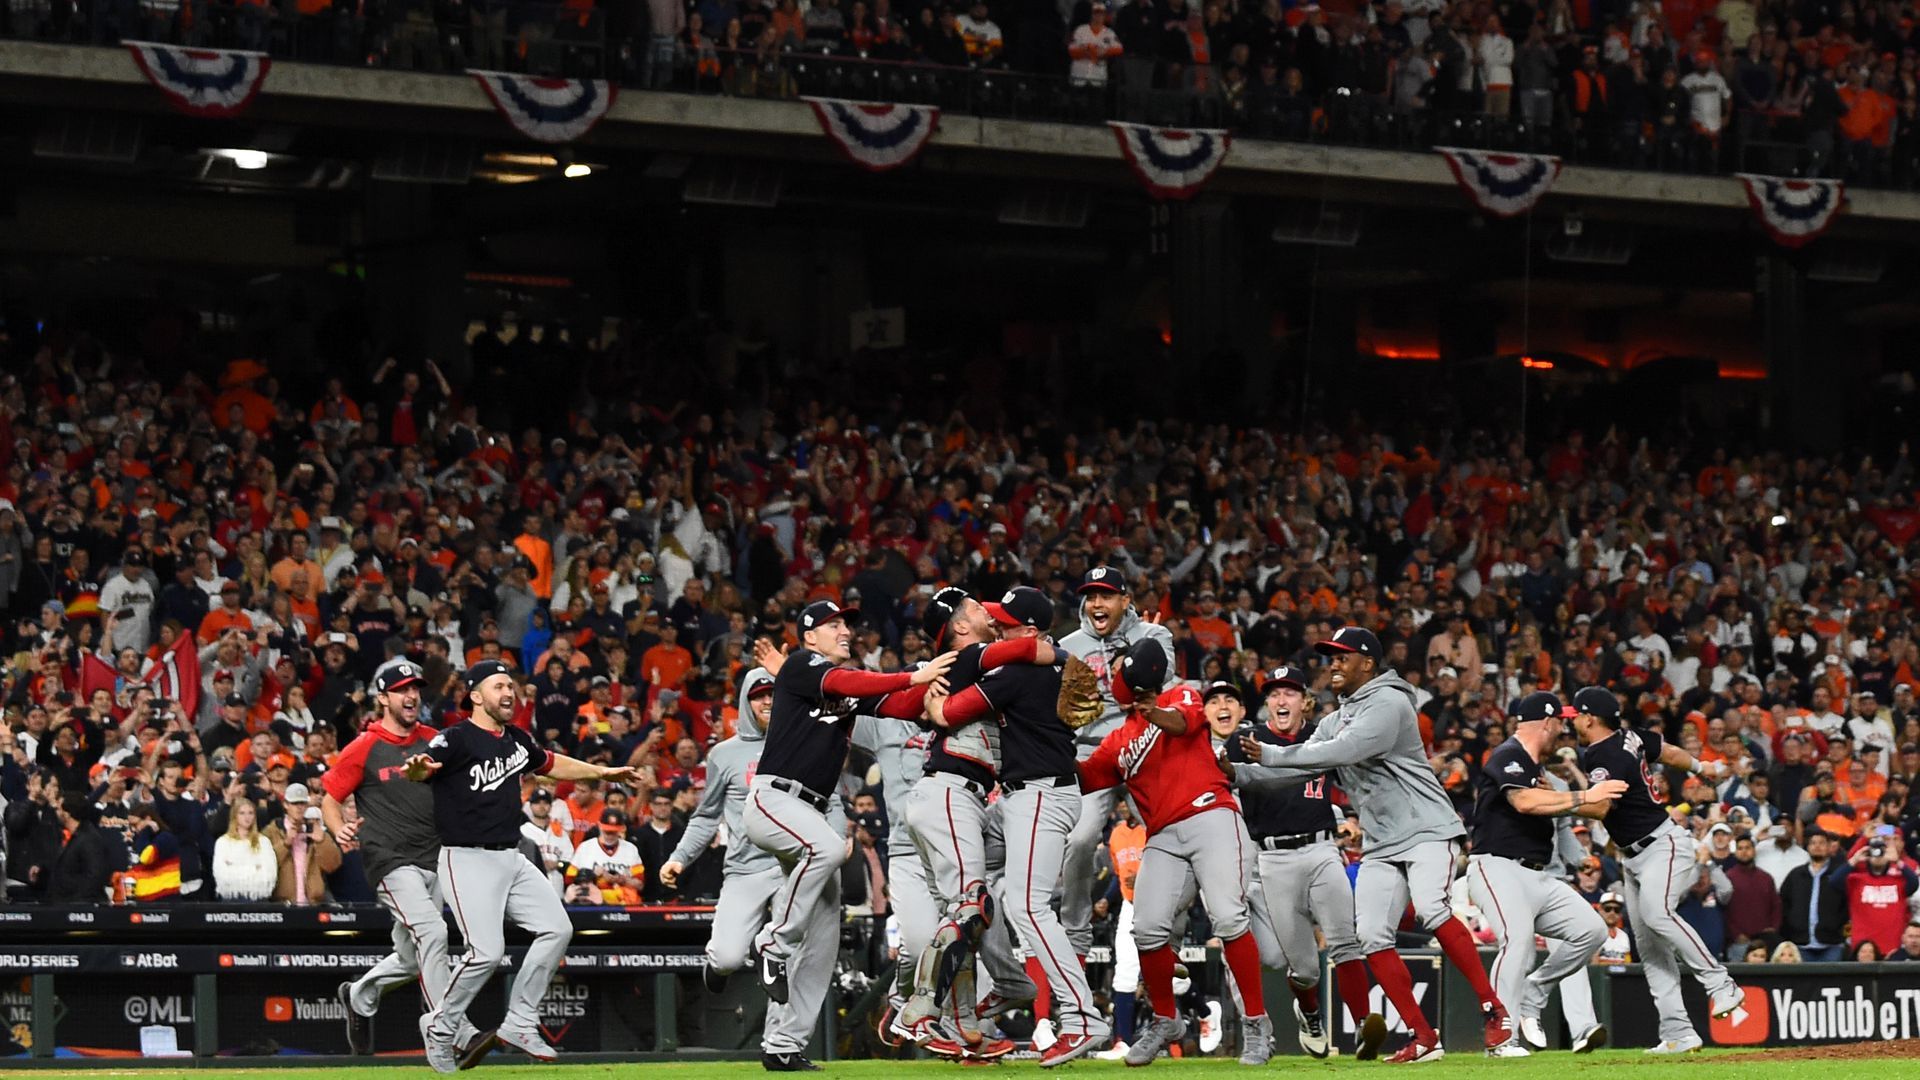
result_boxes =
[264,997,293,1022]
[1709,986,1769,1045]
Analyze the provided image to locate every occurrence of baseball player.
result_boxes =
[742,601,954,1072]
[851,707,935,1043]
[1566,686,1747,1054]
[1058,567,1176,956]
[899,587,1050,1055]
[1467,691,1625,1057]
[930,586,1108,1066]
[1232,626,1507,1063]
[402,660,644,1072]
[1216,667,1372,1060]
[323,658,488,1066]
[1076,639,1272,1067]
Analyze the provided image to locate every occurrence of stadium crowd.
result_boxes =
[7,0,1920,184]
[0,320,1918,970]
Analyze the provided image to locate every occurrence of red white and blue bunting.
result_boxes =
[1108,122,1231,201]
[803,98,940,172]
[1738,174,1845,248]
[1436,147,1562,218]
[469,71,616,144]
[124,41,271,118]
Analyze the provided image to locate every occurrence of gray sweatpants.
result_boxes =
[1253,840,1363,983]
[430,846,572,1042]
[743,775,848,965]
[349,864,482,1046]
[887,787,939,1000]
[1465,854,1604,1034]
[1132,808,1256,951]
[1062,784,1120,954]
[1619,826,1739,1042]
[707,863,784,975]
[1356,839,1460,952]
[999,782,1105,1039]
[909,773,991,910]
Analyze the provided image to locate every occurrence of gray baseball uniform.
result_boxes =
[1236,670,1464,950]
[1619,827,1741,1043]
[1058,605,1175,953]
[1465,856,1604,1036]
[851,715,937,1001]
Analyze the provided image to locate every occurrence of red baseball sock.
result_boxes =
[1024,957,1053,1022]
[1366,949,1438,1044]
[1432,919,1500,1010]
[1334,959,1373,1026]
[1288,979,1321,1015]
[1220,933,1267,1017]
[1139,946,1178,1019]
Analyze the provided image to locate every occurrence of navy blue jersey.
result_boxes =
[423,721,553,847]
[760,650,897,797]
[1579,726,1668,848]
[1470,738,1553,863]
[974,657,1077,783]
[1227,723,1341,840]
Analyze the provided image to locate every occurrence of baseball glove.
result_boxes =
[1057,655,1105,729]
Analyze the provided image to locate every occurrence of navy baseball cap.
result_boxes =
[1120,640,1168,698]
[1572,686,1621,720]
[1508,691,1564,723]
[1258,665,1306,696]
[799,600,859,633]
[1202,680,1242,705]
[745,671,776,699]
[465,659,514,690]
[1314,626,1383,661]
[922,587,971,644]
[1077,566,1127,594]
[983,586,1052,630]
[373,659,424,693]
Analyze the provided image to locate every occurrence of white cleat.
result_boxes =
[1645,1035,1705,1055]
[1518,1015,1548,1050]
[1293,999,1331,1060]
[1570,1024,1606,1054]
[1486,1041,1532,1058]
[1095,1041,1132,1061]
[1031,1018,1058,1052]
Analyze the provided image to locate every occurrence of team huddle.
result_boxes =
[329,571,1749,1070]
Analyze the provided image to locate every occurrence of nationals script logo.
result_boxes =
[1117,725,1162,778]
[469,742,531,792]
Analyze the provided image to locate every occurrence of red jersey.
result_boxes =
[1846,868,1915,954]
[1077,684,1239,835]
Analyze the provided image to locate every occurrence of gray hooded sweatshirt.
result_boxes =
[1234,669,1464,860]
[669,668,783,877]
[1059,602,1177,754]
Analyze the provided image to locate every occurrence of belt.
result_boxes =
[1257,829,1332,851]
[927,772,990,799]
[1620,830,1669,857]
[1003,773,1078,793]
[767,776,831,812]
[453,842,518,852]
[1505,856,1549,872]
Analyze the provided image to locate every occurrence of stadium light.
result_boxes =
[1521,356,1554,370]
[564,163,592,179]
[223,149,269,170]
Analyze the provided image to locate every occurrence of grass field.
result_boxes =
[2,1052,1913,1080]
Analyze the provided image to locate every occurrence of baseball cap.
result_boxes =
[1708,822,1733,837]
[123,549,146,566]
[1599,891,1624,906]
[224,691,248,707]
[1202,681,1242,705]
[1259,665,1306,696]
[1508,691,1564,723]
[1077,566,1127,594]
[319,516,344,532]
[799,600,859,633]
[922,587,971,644]
[1120,640,1169,698]
[528,788,554,804]
[465,659,514,690]
[1314,625,1383,660]
[1436,665,1459,679]
[599,809,629,833]
[1572,686,1621,720]
[983,586,1052,630]
[590,674,612,688]
[285,783,312,803]
[745,671,776,699]
[373,659,424,693]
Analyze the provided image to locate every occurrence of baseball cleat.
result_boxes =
[496,1026,557,1062]
[1570,1024,1606,1054]
[1482,1000,1513,1048]
[337,981,373,1055]
[1030,1018,1058,1051]
[1710,987,1748,1024]
[1388,1037,1444,1064]
[1356,1013,1389,1061]
[1199,1001,1224,1053]
[1486,1041,1531,1058]
[456,1031,498,1070]
[1518,1015,1547,1050]
[1041,1032,1100,1068]
[876,998,908,1048]
[1124,1016,1186,1066]
[760,952,790,1005]
[1239,1013,1275,1065]
[761,1051,822,1071]
[1095,1041,1131,1061]
[976,991,1033,1022]
[419,1015,458,1074]
[702,960,730,995]
[964,1037,1015,1060]
[1645,1035,1704,1055]
[1293,1000,1330,1059]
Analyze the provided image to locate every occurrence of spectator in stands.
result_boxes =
[212,797,278,901]
[1780,829,1852,961]
[47,795,112,903]
[1846,833,1919,956]
[568,808,642,904]
[266,783,343,904]
[1069,4,1124,86]
[1722,833,1781,957]
[1593,892,1633,962]
[634,789,684,902]
[523,787,574,897]
[150,759,211,899]
[1888,922,1920,962]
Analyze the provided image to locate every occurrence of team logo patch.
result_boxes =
[428,733,448,748]
[808,654,828,666]
[1503,761,1524,775]
[1589,768,1610,782]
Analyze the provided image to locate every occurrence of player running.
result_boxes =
[1075,639,1272,1067]
[1467,691,1625,1057]
[743,601,954,1072]
[1232,626,1508,1063]
[1566,686,1747,1054]
[1218,666,1372,1060]
[323,659,487,1066]
[402,660,644,1072]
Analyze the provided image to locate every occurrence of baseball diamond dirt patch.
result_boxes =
[1720,1038,1920,1062]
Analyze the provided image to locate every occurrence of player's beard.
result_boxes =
[481,696,514,726]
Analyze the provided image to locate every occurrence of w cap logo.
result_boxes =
[1090,568,1110,581]
[1273,666,1293,681]
[1708,986,1768,1045]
